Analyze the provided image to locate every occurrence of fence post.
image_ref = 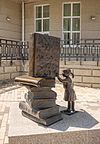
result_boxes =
[0,53,1,66]
[97,46,99,66]
[10,54,13,66]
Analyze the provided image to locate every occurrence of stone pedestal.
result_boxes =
[15,75,62,126]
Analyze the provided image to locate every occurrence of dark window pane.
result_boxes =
[36,6,42,18]
[36,20,42,32]
[64,4,71,16]
[64,33,70,44]
[72,18,80,31]
[73,3,80,16]
[43,19,49,31]
[72,33,80,43]
[43,5,49,17]
[63,18,71,31]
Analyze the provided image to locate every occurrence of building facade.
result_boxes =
[0,0,21,40]
[25,0,100,41]
[0,0,100,41]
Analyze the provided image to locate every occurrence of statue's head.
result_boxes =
[62,69,74,78]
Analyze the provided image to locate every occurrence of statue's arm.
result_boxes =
[57,75,63,83]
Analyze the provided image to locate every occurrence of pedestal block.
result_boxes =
[26,90,57,99]
[22,111,62,126]
[15,76,62,126]
[26,99,56,109]
[19,101,60,119]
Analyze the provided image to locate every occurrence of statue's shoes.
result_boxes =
[61,109,77,115]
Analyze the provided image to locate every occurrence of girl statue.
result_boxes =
[57,69,76,115]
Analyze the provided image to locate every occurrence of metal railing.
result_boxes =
[0,39,29,65]
[0,38,100,66]
[60,39,100,65]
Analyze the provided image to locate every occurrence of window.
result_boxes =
[35,5,50,34]
[63,3,80,43]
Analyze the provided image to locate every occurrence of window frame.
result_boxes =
[62,2,81,43]
[34,4,50,34]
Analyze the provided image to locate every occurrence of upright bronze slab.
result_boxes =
[29,33,60,78]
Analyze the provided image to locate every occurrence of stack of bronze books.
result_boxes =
[15,75,62,126]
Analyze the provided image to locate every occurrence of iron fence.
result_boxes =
[0,39,29,65]
[60,39,100,65]
[0,38,100,66]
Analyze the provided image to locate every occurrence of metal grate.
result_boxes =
[60,39,100,65]
[0,39,29,65]
[0,38,100,66]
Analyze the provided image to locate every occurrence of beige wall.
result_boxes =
[0,0,22,40]
[0,60,27,81]
[81,0,100,39]
[60,61,100,88]
[1,0,100,41]
[25,0,100,41]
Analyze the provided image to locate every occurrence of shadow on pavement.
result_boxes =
[48,108,99,131]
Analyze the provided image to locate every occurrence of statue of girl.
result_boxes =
[57,69,76,114]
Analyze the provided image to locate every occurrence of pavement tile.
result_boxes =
[1,114,8,127]
[0,105,5,113]
[4,136,8,144]
[0,115,3,120]
[0,140,4,144]
[0,126,6,139]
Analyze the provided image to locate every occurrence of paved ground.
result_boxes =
[0,84,100,144]
[0,85,26,144]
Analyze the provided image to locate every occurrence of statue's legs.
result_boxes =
[61,101,77,115]
[67,101,71,112]
[72,101,75,111]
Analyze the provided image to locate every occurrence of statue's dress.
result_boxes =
[58,76,76,101]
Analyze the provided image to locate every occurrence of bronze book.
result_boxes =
[29,33,60,78]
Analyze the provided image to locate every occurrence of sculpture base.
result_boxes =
[22,111,62,126]
[19,101,60,119]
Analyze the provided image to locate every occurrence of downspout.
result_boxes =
[22,1,25,42]
[22,1,25,66]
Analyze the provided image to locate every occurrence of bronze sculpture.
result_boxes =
[57,69,76,115]
[15,33,62,126]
